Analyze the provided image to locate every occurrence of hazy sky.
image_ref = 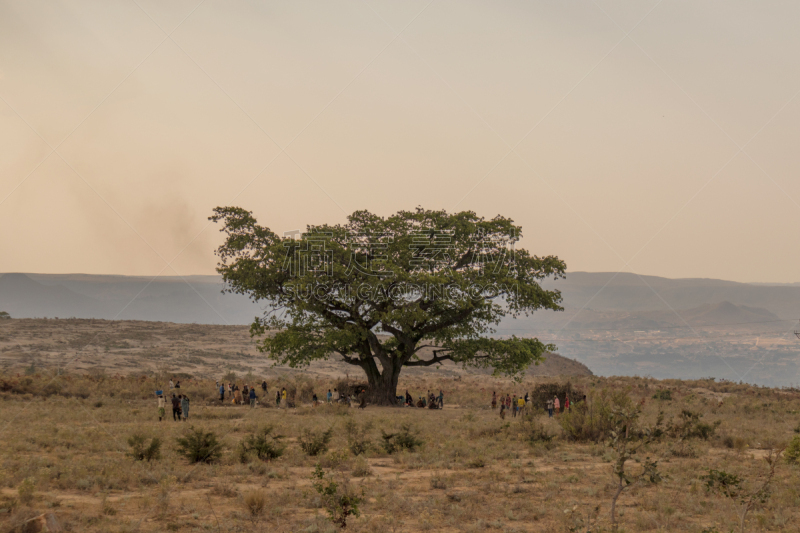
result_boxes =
[1,0,799,283]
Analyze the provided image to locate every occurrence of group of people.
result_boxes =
[157,391,189,422]
[491,391,528,419]
[400,389,444,409]
[491,391,578,419]
[217,380,269,407]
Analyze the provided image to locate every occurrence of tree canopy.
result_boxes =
[210,206,566,404]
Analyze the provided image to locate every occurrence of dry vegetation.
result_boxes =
[0,369,799,533]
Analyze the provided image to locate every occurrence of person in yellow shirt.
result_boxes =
[517,396,525,416]
[281,387,287,409]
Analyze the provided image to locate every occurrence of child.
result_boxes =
[157,393,165,422]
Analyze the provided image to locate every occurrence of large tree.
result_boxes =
[210,207,566,404]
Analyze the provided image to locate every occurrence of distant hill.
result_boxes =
[0,273,262,324]
[3,271,798,327]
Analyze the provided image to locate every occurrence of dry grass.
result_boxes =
[0,371,798,532]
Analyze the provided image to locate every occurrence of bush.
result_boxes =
[299,427,334,456]
[242,490,267,519]
[311,465,362,528]
[176,427,224,464]
[351,456,372,477]
[559,388,632,442]
[239,426,285,462]
[344,418,372,456]
[652,389,672,401]
[521,414,554,445]
[127,434,162,462]
[786,435,800,465]
[17,478,35,505]
[669,410,720,441]
[381,424,423,454]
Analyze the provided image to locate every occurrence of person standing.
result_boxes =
[227,383,232,399]
[438,390,444,409]
[332,388,340,403]
[506,394,511,411]
[261,380,267,394]
[157,394,165,422]
[511,395,518,418]
[405,390,412,407]
[554,395,560,416]
[565,395,570,413]
[181,395,190,421]
[517,395,525,416]
[249,387,257,409]
[169,379,174,390]
[219,383,225,402]
[171,394,181,421]
[327,389,332,403]
[275,389,281,407]
[491,391,497,410]
[281,387,287,409]
[547,397,554,418]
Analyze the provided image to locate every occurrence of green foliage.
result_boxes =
[559,388,633,442]
[17,478,35,505]
[299,427,333,456]
[652,389,672,401]
[0,311,10,320]
[127,434,162,461]
[700,448,783,533]
[669,410,720,441]
[344,418,372,456]
[521,413,554,445]
[175,427,224,464]
[210,207,566,402]
[239,426,285,462]
[311,464,362,528]
[607,402,664,531]
[785,435,800,465]
[381,423,423,454]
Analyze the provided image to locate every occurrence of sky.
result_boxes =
[1,0,799,283]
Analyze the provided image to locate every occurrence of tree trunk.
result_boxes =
[363,363,400,406]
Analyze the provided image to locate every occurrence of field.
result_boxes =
[1,369,800,533]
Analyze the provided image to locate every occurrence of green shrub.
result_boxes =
[652,389,672,401]
[669,410,720,441]
[559,388,632,442]
[344,418,372,456]
[127,434,162,461]
[311,464,362,528]
[299,427,333,456]
[239,426,285,462]
[176,427,224,464]
[785,435,800,465]
[381,424,423,454]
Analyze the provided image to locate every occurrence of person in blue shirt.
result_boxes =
[327,389,332,403]
[219,384,225,402]
[249,387,257,408]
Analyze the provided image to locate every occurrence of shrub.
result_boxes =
[652,389,672,401]
[344,418,372,456]
[299,427,334,456]
[521,414,554,445]
[311,465,362,528]
[242,490,267,519]
[785,435,800,465]
[17,478,35,505]
[239,426,285,462]
[669,410,720,441]
[559,388,632,442]
[127,434,162,462]
[351,456,372,477]
[176,427,224,464]
[381,424,423,454]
